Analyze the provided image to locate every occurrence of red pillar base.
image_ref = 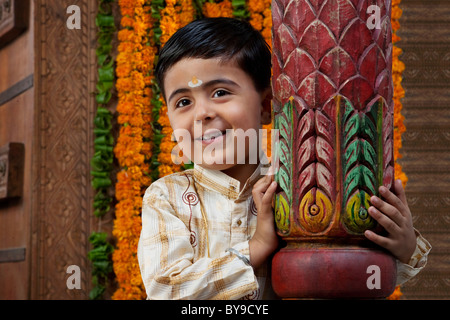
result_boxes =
[271,244,397,299]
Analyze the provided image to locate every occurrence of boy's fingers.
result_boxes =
[392,179,414,226]
[252,178,276,212]
[252,175,273,194]
[364,230,393,251]
[370,195,404,227]
[393,179,408,209]
[368,206,400,234]
[254,181,276,205]
[378,185,408,218]
[261,181,277,205]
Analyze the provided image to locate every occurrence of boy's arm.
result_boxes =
[249,169,279,269]
[364,179,432,285]
[396,229,432,286]
[137,181,258,300]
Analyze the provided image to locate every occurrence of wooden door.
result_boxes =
[0,0,33,299]
[0,0,103,299]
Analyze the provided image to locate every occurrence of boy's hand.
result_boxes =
[249,167,279,269]
[364,179,417,264]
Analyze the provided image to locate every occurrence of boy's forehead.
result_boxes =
[166,57,239,80]
[164,58,245,93]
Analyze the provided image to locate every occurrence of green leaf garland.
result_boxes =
[88,0,116,300]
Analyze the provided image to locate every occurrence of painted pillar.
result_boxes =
[271,0,396,298]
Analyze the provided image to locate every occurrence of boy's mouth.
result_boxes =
[196,129,228,143]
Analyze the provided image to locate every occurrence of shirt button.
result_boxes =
[237,219,242,226]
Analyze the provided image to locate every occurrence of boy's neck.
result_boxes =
[221,163,259,192]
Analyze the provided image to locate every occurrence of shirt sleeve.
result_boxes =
[395,229,432,286]
[137,181,259,300]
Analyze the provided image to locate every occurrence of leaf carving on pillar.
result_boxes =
[295,103,336,235]
[341,98,381,233]
[274,99,293,235]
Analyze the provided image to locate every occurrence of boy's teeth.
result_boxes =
[203,131,225,140]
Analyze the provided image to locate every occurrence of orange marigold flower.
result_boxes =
[158,164,175,178]
[391,7,403,20]
[248,0,265,13]
[118,29,135,42]
[116,64,133,79]
[118,42,135,54]
[203,1,233,18]
[116,77,134,93]
[391,20,400,32]
[250,14,263,31]
[263,8,272,25]
[120,7,135,18]
[120,16,135,28]
[158,152,174,165]
[387,286,403,300]
[261,27,272,41]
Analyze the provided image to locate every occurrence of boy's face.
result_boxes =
[164,57,270,171]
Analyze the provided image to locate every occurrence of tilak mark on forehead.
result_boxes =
[188,76,203,88]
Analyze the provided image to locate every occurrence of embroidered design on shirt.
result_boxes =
[182,175,199,247]
[242,289,260,300]
[188,76,203,88]
[250,198,258,216]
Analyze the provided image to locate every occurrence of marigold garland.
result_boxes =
[113,0,407,300]
[113,0,155,300]
[392,0,407,189]
[247,0,273,160]
[157,0,196,178]
[248,0,272,47]
[202,0,233,17]
[388,0,406,300]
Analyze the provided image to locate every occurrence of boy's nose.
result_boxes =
[194,103,216,123]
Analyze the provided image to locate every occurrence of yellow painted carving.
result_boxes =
[299,189,333,233]
[345,191,375,233]
[275,194,290,235]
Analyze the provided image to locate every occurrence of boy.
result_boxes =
[137,18,431,299]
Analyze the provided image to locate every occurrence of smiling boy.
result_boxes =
[165,58,271,174]
[137,18,431,300]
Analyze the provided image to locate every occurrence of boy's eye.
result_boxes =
[213,89,230,98]
[175,98,191,108]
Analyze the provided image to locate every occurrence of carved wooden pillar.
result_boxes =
[271,0,396,298]
[31,0,101,299]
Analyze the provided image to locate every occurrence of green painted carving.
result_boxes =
[341,98,383,233]
[274,99,293,235]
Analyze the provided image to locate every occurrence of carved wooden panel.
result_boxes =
[0,0,29,49]
[31,0,99,299]
[396,0,450,300]
[0,142,24,199]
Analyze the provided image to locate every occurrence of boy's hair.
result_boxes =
[155,18,272,100]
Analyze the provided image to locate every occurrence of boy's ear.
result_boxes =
[261,88,272,125]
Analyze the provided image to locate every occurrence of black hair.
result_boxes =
[155,17,272,100]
